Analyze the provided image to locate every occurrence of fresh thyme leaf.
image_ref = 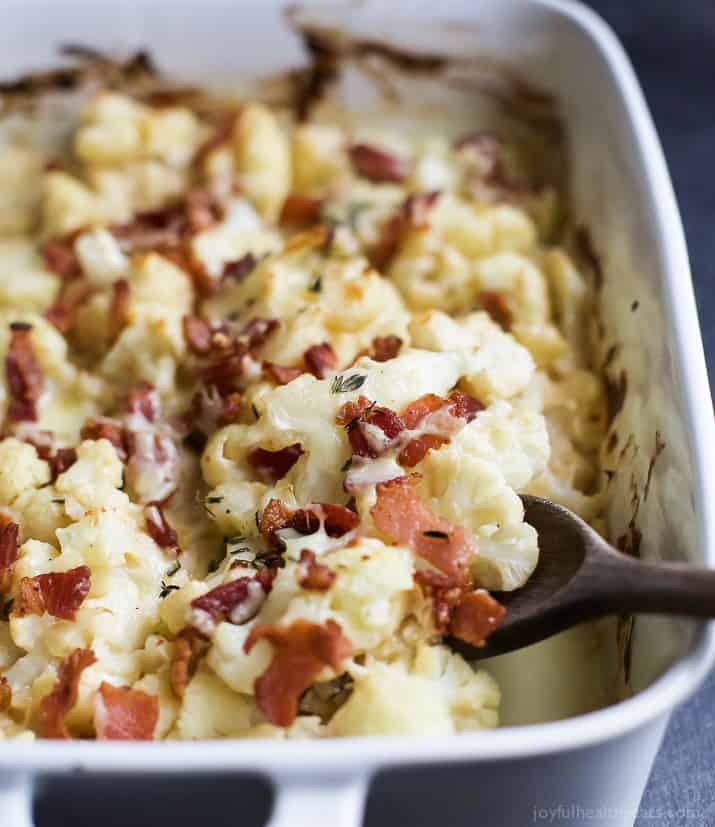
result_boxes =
[331,373,366,394]
[308,276,322,293]
[423,530,449,539]
[51,498,65,504]
[159,580,180,599]
[251,402,260,420]
[206,496,224,504]
[166,561,181,577]
[344,401,375,432]
[340,457,353,472]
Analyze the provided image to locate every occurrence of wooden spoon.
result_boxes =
[450,494,715,660]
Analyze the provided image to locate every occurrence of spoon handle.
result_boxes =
[587,550,715,617]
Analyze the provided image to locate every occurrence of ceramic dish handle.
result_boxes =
[0,775,34,826]
[266,772,369,827]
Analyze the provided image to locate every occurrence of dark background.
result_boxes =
[37,1,715,824]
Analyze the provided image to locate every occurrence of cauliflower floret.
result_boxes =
[0,439,50,505]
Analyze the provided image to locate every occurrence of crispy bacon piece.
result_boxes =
[170,627,209,699]
[239,317,280,350]
[245,619,352,727]
[304,342,337,379]
[0,522,20,593]
[39,648,97,739]
[372,477,473,580]
[110,203,187,254]
[200,317,279,396]
[45,280,94,333]
[368,335,402,362]
[181,386,241,452]
[335,395,374,427]
[258,499,358,551]
[479,289,513,331]
[222,252,257,284]
[80,416,128,461]
[349,143,410,183]
[5,322,44,423]
[449,589,505,647]
[144,503,180,556]
[297,549,335,591]
[258,498,294,542]
[107,277,131,344]
[447,389,484,422]
[94,682,158,740]
[185,188,224,234]
[312,503,360,538]
[400,393,445,430]
[127,380,159,423]
[263,362,304,385]
[0,676,10,712]
[14,565,91,621]
[247,443,304,483]
[50,447,77,478]
[414,569,465,631]
[182,314,213,355]
[41,236,82,279]
[398,434,448,468]
[190,569,274,633]
[370,191,440,269]
[280,194,324,226]
[341,400,404,460]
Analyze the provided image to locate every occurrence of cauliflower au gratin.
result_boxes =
[0,58,607,741]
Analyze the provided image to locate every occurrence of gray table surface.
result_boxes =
[36,1,715,824]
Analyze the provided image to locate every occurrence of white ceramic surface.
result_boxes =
[1,2,714,825]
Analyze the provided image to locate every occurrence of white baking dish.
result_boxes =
[1,1,714,825]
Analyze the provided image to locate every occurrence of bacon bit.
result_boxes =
[313,503,360,538]
[14,565,91,621]
[342,401,404,460]
[297,549,335,591]
[94,682,158,741]
[372,477,473,580]
[247,443,304,483]
[263,362,304,385]
[110,203,187,254]
[258,498,294,542]
[280,194,324,226]
[479,290,513,331]
[222,253,257,284]
[5,322,44,423]
[192,109,239,168]
[259,499,358,550]
[414,569,465,631]
[239,317,280,350]
[0,676,11,712]
[182,314,213,355]
[370,190,440,269]
[80,416,128,461]
[0,522,20,593]
[304,342,337,379]
[39,648,97,739]
[190,569,274,632]
[41,236,82,278]
[127,380,159,423]
[447,389,484,421]
[200,317,279,396]
[335,395,374,427]
[185,188,224,234]
[45,280,95,333]
[245,619,352,727]
[144,503,181,556]
[449,589,505,647]
[170,627,209,699]
[50,447,77,478]
[125,431,179,505]
[108,278,131,343]
[400,393,445,430]
[349,143,410,183]
[181,387,241,452]
[368,335,402,362]
[398,434,448,468]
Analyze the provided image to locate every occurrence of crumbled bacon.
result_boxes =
[170,627,209,699]
[0,676,10,712]
[80,416,129,461]
[181,386,241,452]
[182,314,213,356]
[127,380,159,423]
[21,430,77,480]
[45,280,94,333]
[368,335,402,362]
[340,399,404,459]
[41,236,82,278]
[222,253,257,284]
[397,433,448,468]
[245,619,352,727]
[247,443,304,483]
[304,342,337,379]
[312,503,360,538]
[370,190,440,269]
[0,522,20,593]
[110,203,188,254]
[14,565,91,621]
[185,188,224,234]
[200,317,279,396]
[349,143,410,183]
[449,589,505,647]
[414,569,465,631]
[94,682,158,741]
[189,569,274,634]
[125,431,179,504]
[39,648,97,739]
[372,477,473,580]
[263,362,304,385]
[258,499,359,551]
[446,389,484,422]
[280,194,324,226]
[5,322,44,423]
[144,503,181,556]
[108,278,131,344]
[479,289,513,331]
[238,317,280,350]
[258,498,294,542]
[297,549,335,591]
[50,447,77,478]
